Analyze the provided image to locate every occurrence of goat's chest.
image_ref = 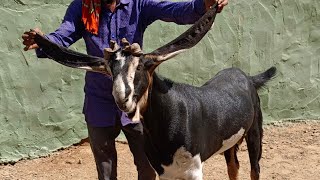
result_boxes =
[159,147,203,180]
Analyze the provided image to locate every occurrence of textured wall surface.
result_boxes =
[0,0,88,163]
[0,0,319,163]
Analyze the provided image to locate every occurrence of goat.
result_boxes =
[33,4,276,180]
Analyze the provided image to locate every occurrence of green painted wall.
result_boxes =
[0,0,319,163]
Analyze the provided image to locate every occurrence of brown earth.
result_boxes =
[0,121,319,180]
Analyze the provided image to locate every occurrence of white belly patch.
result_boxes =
[160,147,203,180]
[213,127,245,155]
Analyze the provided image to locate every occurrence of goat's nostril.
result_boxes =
[124,98,129,102]
[118,104,127,110]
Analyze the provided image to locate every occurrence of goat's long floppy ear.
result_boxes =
[33,32,111,75]
[144,3,218,62]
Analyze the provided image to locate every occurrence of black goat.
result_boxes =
[33,5,276,180]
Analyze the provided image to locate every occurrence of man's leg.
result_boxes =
[87,124,121,180]
[122,123,157,180]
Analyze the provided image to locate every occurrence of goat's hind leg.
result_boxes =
[246,108,263,180]
[224,145,240,180]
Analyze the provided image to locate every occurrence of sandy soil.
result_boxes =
[0,121,319,180]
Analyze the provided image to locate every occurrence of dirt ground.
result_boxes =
[0,121,319,180]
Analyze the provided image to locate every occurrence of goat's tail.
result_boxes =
[251,67,277,89]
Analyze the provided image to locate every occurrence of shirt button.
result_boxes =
[112,35,115,38]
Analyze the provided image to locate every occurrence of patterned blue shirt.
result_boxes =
[37,0,206,127]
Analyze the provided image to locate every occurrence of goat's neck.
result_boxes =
[142,72,174,140]
[142,73,186,163]
[147,72,174,109]
[151,73,173,94]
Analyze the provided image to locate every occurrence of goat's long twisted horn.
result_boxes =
[33,32,111,75]
[144,2,219,62]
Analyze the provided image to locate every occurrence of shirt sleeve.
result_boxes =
[36,0,84,58]
[140,0,206,26]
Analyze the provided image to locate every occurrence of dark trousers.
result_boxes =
[87,122,156,180]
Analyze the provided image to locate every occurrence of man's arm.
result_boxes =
[140,0,228,26]
[22,0,84,57]
[45,0,84,48]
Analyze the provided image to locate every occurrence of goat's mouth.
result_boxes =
[127,111,136,119]
[118,102,140,122]
[116,102,137,114]
[115,99,144,122]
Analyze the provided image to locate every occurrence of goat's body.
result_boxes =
[143,68,271,179]
[33,5,274,178]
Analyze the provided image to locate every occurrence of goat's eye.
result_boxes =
[137,64,143,71]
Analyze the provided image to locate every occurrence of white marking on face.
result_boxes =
[112,74,126,103]
[127,57,139,94]
[213,128,245,156]
[116,51,126,68]
[112,56,139,113]
[160,147,203,180]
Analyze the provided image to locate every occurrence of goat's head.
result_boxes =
[33,4,219,121]
[104,39,151,120]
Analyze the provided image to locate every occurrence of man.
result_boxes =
[22,0,228,179]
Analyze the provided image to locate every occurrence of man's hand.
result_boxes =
[22,28,44,51]
[204,0,228,13]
